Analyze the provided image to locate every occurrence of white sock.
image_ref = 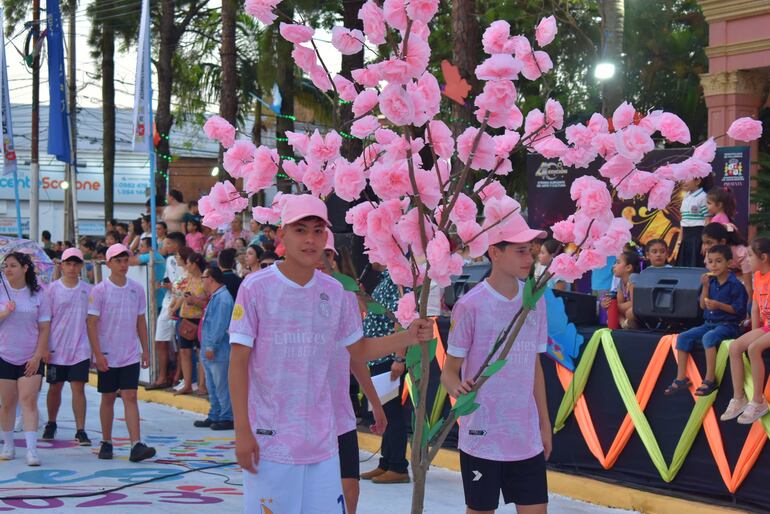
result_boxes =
[2,431,12,447]
[15,404,21,417]
[25,432,37,452]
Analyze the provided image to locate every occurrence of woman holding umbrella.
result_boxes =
[0,251,51,466]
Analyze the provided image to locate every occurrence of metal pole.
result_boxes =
[144,0,158,383]
[30,0,40,241]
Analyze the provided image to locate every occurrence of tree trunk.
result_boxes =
[102,20,115,223]
[450,0,479,135]
[155,0,175,199]
[600,0,624,115]
[219,0,238,179]
[275,2,294,193]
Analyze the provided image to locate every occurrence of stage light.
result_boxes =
[60,180,70,190]
[594,62,616,81]
[211,166,220,177]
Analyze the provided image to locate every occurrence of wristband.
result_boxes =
[393,356,406,364]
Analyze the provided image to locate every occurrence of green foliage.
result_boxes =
[522,276,546,310]
[481,359,507,378]
[366,301,386,315]
[332,271,359,292]
[750,152,770,235]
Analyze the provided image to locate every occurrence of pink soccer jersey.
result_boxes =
[447,280,547,462]
[87,278,147,368]
[47,279,92,366]
[330,291,359,436]
[229,265,363,465]
[0,280,52,365]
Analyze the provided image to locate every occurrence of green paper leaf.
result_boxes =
[454,401,481,417]
[406,345,422,380]
[522,276,547,310]
[482,359,507,377]
[421,418,431,448]
[332,271,359,292]
[427,418,444,445]
[452,391,477,413]
[366,301,386,315]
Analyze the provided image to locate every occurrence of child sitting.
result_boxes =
[707,186,736,225]
[644,239,671,269]
[601,250,641,329]
[702,222,752,301]
[665,245,747,397]
[721,237,770,424]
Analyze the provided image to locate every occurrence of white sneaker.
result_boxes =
[737,401,769,425]
[173,380,186,391]
[192,382,199,392]
[720,397,749,421]
[0,442,15,460]
[26,449,41,466]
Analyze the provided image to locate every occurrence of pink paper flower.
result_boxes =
[475,54,521,81]
[351,66,381,87]
[671,157,712,181]
[203,115,236,148]
[550,253,584,282]
[483,194,521,228]
[657,112,691,144]
[388,254,415,288]
[612,102,636,131]
[333,158,366,202]
[401,36,431,78]
[427,231,463,287]
[533,137,568,159]
[407,72,441,126]
[383,0,408,30]
[333,74,358,102]
[570,175,611,217]
[345,202,375,236]
[243,146,279,194]
[482,20,515,54]
[244,0,280,25]
[405,19,431,41]
[565,123,593,147]
[379,83,415,126]
[693,137,716,163]
[376,59,411,85]
[476,80,518,114]
[331,26,364,55]
[592,133,617,159]
[395,292,419,328]
[369,160,412,200]
[200,181,247,228]
[545,98,564,130]
[647,177,674,211]
[535,15,557,47]
[415,170,442,210]
[281,160,304,183]
[279,23,314,44]
[427,120,454,159]
[593,217,633,257]
[551,219,575,244]
[351,116,380,139]
[396,208,435,256]
[309,65,333,92]
[352,89,379,117]
[223,140,256,178]
[519,51,553,80]
[358,0,386,45]
[510,35,532,58]
[456,220,488,258]
[474,179,506,203]
[616,170,657,199]
[307,130,342,163]
[588,113,610,134]
[406,0,439,23]
[598,155,634,182]
[523,108,552,139]
[252,206,280,225]
[457,127,496,170]
[561,146,598,169]
[615,125,654,163]
[449,193,478,224]
[494,130,521,156]
[285,130,309,156]
[727,117,763,142]
[366,199,403,244]
[302,164,334,197]
[292,44,317,73]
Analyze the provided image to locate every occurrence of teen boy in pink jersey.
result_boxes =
[87,244,156,462]
[229,195,433,514]
[442,213,552,514]
[42,248,92,446]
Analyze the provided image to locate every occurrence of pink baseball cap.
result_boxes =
[489,213,547,245]
[280,194,331,227]
[105,243,131,261]
[325,229,337,255]
[61,248,84,262]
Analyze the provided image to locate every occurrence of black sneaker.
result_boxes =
[193,418,213,428]
[75,430,92,447]
[98,441,113,460]
[41,422,57,441]
[210,420,234,431]
[129,442,156,463]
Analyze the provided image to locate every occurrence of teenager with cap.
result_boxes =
[87,244,156,462]
[42,248,92,446]
[442,212,552,514]
[229,195,434,514]
[0,252,50,466]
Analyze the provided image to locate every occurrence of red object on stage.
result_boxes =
[607,298,619,329]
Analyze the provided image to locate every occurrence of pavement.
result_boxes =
[0,382,639,513]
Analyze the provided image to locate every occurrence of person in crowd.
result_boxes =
[156,221,168,252]
[665,245,747,397]
[249,220,264,246]
[64,241,75,249]
[79,239,97,283]
[105,219,118,234]
[140,215,152,240]
[145,232,185,390]
[129,236,167,314]
[0,252,50,466]
[41,231,53,251]
[707,186,737,225]
[258,251,278,269]
[234,237,247,252]
[163,189,188,234]
[601,250,641,329]
[217,248,242,299]
[42,248,92,446]
[645,239,671,268]
[441,214,551,514]
[169,252,208,396]
[721,237,770,424]
[87,244,155,462]
[182,200,201,227]
[116,223,128,241]
[194,265,234,431]
[702,222,752,301]
[261,224,277,247]
[105,231,121,247]
[185,218,206,254]
[242,244,263,277]
[677,176,709,267]
[138,237,152,255]
[535,239,568,290]
[125,219,142,254]
[170,247,193,389]
[222,218,251,251]
[228,195,432,513]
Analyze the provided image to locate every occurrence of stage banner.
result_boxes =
[527,147,750,259]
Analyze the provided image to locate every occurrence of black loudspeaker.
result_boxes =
[632,267,705,328]
[552,290,598,326]
[444,263,491,308]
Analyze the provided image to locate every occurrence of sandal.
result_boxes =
[664,378,692,396]
[695,379,718,397]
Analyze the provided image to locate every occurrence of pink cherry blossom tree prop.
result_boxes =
[200,2,764,512]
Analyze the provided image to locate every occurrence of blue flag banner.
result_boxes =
[46,0,71,163]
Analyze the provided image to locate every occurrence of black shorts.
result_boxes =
[0,356,44,380]
[46,359,91,384]
[338,430,360,479]
[460,450,548,511]
[97,362,141,393]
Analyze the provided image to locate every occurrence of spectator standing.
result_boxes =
[249,220,264,246]
[222,218,251,250]
[156,221,168,251]
[41,231,53,250]
[163,190,188,234]
[217,249,242,299]
[182,200,202,228]
[185,219,206,253]
[194,266,234,430]
[241,244,263,277]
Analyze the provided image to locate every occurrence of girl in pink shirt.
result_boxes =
[185,219,206,253]
[707,186,736,225]
[0,252,51,466]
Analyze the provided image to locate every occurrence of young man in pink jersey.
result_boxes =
[42,248,92,446]
[229,195,433,514]
[87,244,156,462]
[442,213,551,514]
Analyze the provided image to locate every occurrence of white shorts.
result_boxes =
[154,307,176,342]
[242,455,344,514]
